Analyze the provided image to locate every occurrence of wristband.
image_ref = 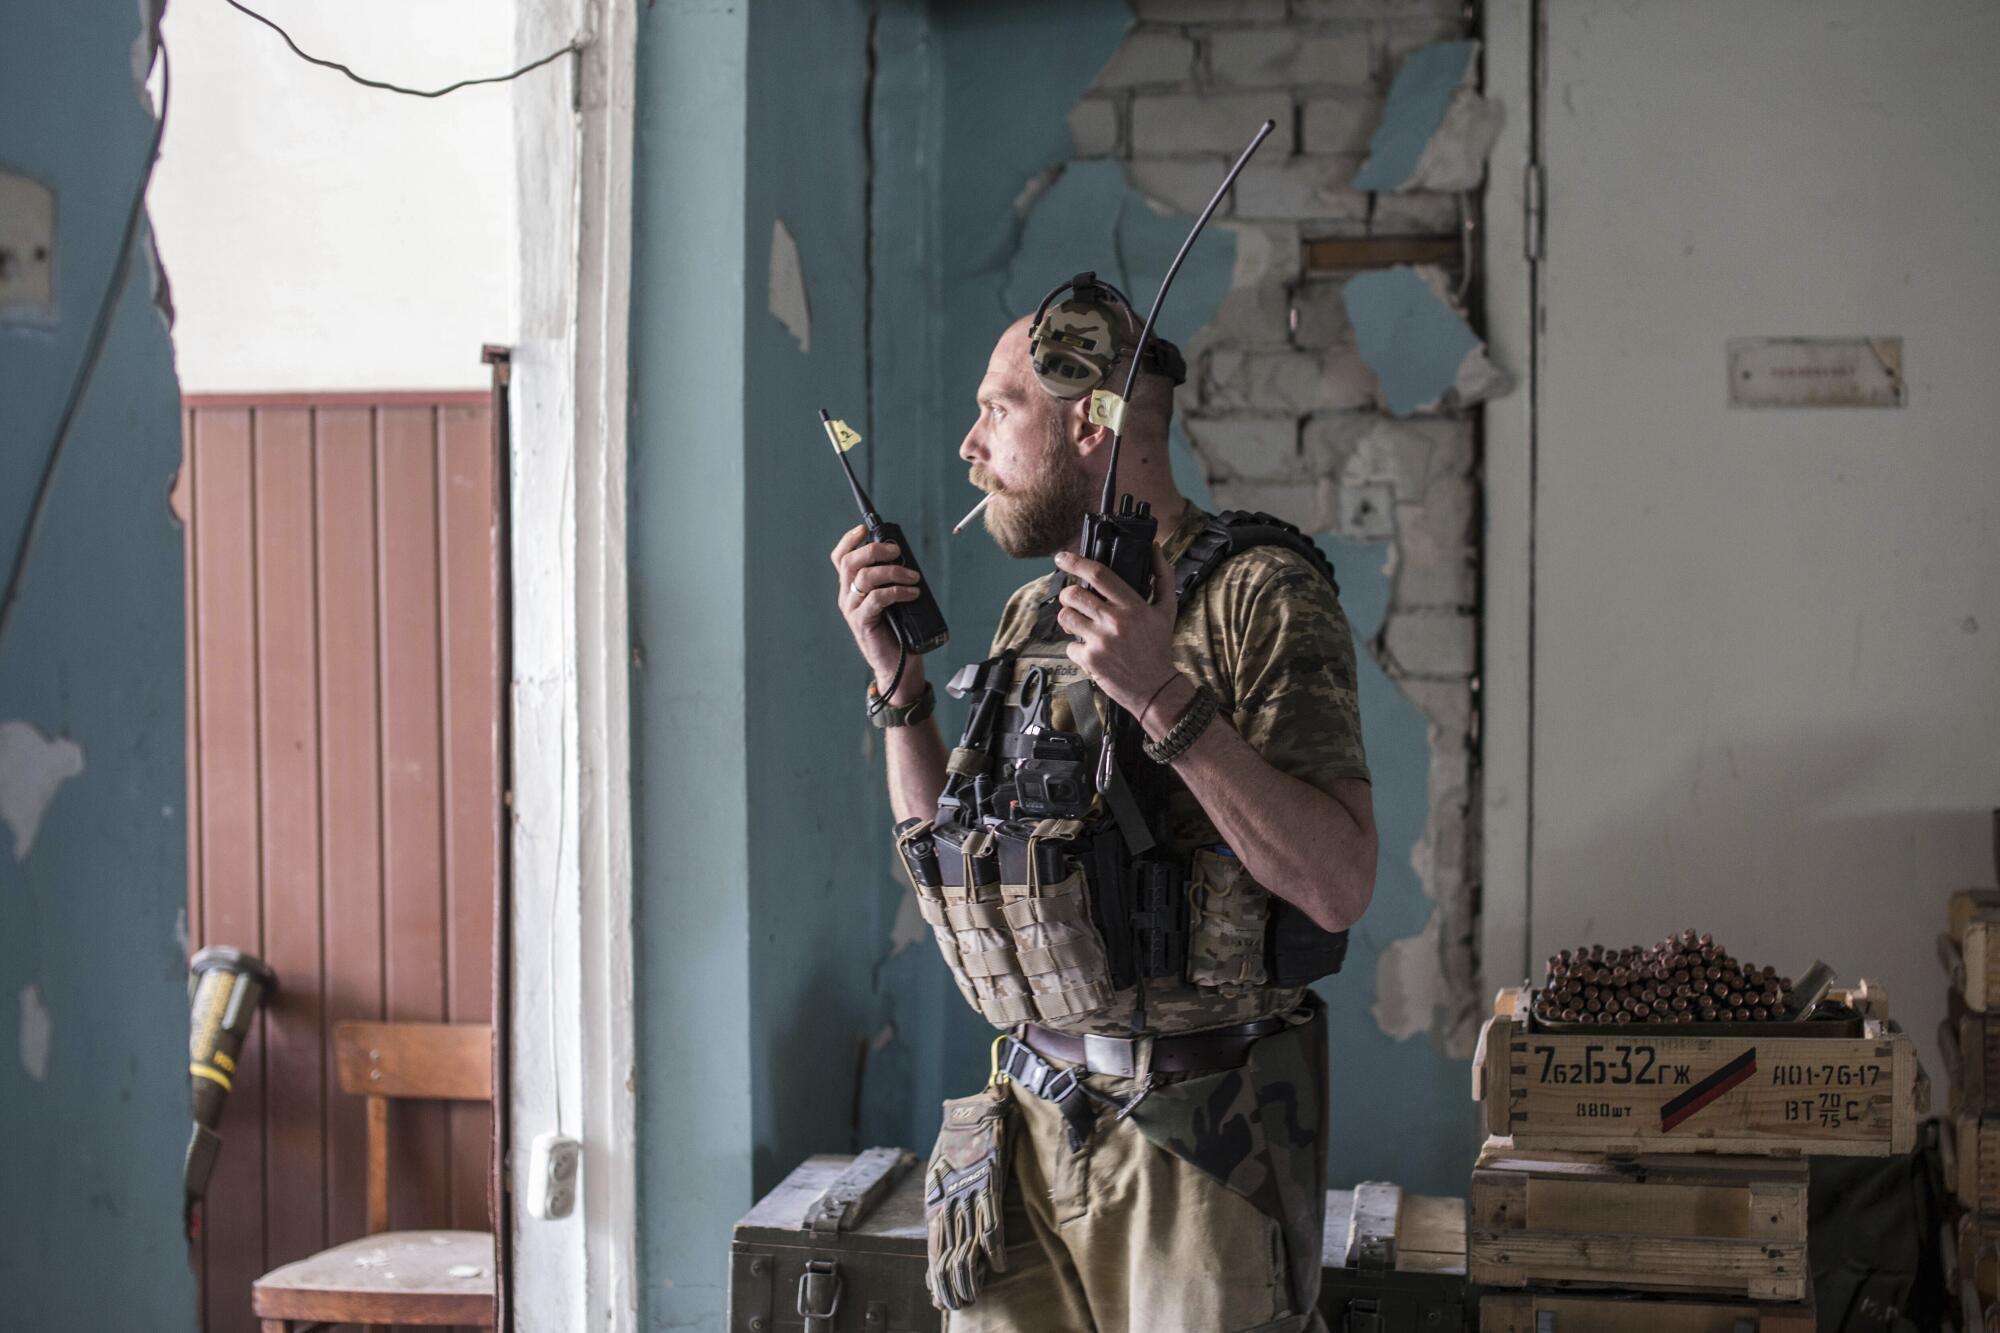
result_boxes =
[869,679,936,728]
[1137,671,1183,731]
[1143,683,1218,765]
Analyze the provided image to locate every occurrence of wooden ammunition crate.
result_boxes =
[1944,889,2000,1013]
[1480,1290,1817,1332]
[1474,987,1924,1156]
[1319,1183,1471,1330]
[1952,1113,2000,1214]
[1467,1147,1808,1302]
[1946,990,2000,1115]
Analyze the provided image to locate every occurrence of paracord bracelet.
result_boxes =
[1143,683,1217,765]
[868,678,936,728]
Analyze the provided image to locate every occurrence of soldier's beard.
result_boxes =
[975,413,1096,559]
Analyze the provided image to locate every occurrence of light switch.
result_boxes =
[0,169,56,325]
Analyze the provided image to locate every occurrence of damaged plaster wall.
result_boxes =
[1058,0,1491,1191]
[0,1,197,1327]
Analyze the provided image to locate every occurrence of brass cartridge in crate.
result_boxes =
[1467,1146,1809,1302]
[1473,986,1925,1156]
[1480,1290,1816,1332]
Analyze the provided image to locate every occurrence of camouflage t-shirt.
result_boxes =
[986,500,1370,1035]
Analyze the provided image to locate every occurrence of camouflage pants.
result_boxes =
[943,998,1329,1333]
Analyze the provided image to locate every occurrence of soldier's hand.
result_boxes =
[831,524,923,693]
[1052,541,1178,716]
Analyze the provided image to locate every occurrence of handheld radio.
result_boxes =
[1074,119,1274,601]
[820,408,950,658]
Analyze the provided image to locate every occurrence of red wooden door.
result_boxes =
[180,392,505,1333]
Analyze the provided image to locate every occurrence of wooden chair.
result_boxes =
[252,1021,497,1330]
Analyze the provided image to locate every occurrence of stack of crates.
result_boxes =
[1470,981,1925,1331]
[1941,871,2000,1329]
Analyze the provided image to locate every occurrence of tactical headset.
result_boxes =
[1027,271,1187,402]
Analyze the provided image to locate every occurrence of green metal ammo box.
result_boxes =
[730,1154,1474,1332]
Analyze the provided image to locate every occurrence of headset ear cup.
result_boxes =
[1029,299,1122,400]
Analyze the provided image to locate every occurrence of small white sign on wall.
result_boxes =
[1727,337,1906,409]
[1728,334,1912,408]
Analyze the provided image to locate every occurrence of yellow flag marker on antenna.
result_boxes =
[822,418,864,452]
[1087,390,1126,433]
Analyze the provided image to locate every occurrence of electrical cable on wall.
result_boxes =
[0,33,171,654]
[220,0,580,99]
[1,6,582,655]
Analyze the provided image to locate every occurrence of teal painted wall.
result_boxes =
[0,4,198,1329]
[632,3,1473,1324]
[630,5,755,1327]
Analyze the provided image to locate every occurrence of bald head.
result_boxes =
[956,311,1186,557]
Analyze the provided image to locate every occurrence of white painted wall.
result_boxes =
[510,0,637,1327]
[149,0,517,392]
[1516,0,2000,1089]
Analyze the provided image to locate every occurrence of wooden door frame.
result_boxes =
[508,0,639,1327]
[1479,0,1539,996]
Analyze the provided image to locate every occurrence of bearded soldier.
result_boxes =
[830,284,1376,1333]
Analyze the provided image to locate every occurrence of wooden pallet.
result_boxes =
[1945,889,2000,1013]
[1474,986,1925,1156]
[1480,1290,1816,1332]
[1468,1147,1808,1302]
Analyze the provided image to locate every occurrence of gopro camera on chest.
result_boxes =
[1013,730,1095,820]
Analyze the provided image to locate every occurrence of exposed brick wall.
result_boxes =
[1075,0,1484,1053]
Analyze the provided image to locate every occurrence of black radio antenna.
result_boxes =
[819,407,882,526]
[1096,119,1275,515]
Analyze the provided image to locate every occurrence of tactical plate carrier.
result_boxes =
[893,511,1351,1033]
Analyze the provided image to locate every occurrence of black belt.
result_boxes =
[1019,1015,1285,1078]
[997,1016,1286,1154]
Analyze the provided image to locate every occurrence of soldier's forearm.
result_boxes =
[886,717,949,826]
[1145,679,1376,931]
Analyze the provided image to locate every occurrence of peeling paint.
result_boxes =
[1343,265,1507,417]
[767,217,811,353]
[1406,86,1504,194]
[1372,908,1447,1041]
[1352,41,1485,193]
[18,983,50,1082]
[0,720,85,861]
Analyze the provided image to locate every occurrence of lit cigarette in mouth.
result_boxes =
[953,492,996,535]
